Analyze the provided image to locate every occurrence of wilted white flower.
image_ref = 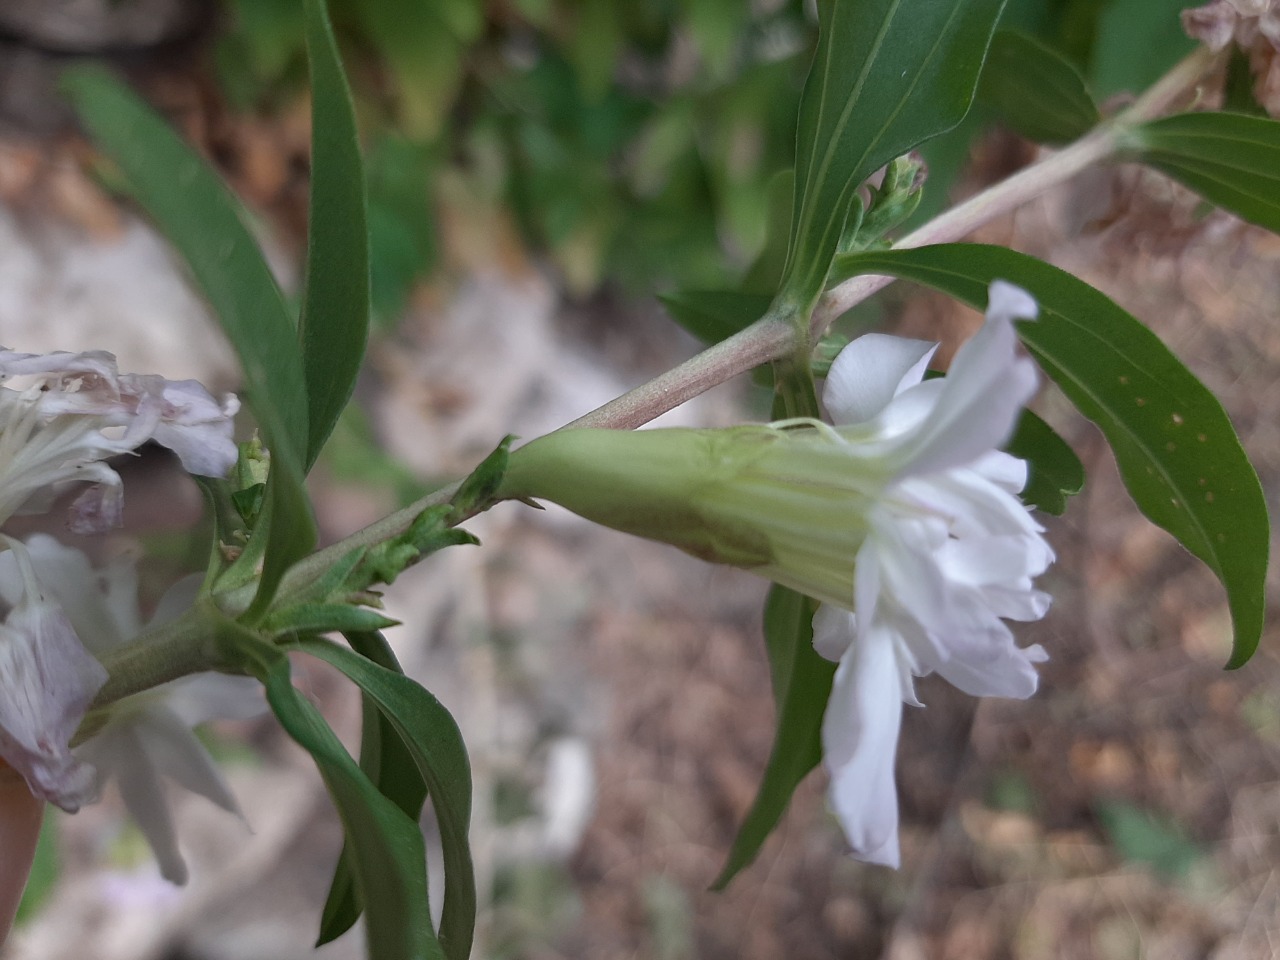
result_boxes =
[0,535,262,883]
[0,536,106,810]
[0,347,239,533]
[1184,0,1280,114]
[812,281,1051,867]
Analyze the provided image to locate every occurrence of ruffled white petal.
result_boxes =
[0,538,106,811]
[813,604,857,662]
[821,621,904,868]
[813,280,1053,867]
[823,334,936,425]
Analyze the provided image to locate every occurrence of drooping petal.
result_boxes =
[892,283,1039,477]
[934,641,1048,699]
[129,377,240,478]
[823,334,937,425]
[85,724,188,884]
[0,540,106,812]
[0,534,139,651]
[131,705,244,817]
[821,620,905,868]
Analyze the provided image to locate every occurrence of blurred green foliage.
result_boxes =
[213,0,1195,312]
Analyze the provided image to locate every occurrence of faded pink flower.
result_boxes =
[0,347,239,533]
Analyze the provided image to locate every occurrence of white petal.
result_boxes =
[937,536,1051,587]
[970,450,1028,494]
[824,334,937,425]
[893,286,1039,476]
[90,726,188,884]
[986,280,1039,325]
[813,604,856,662]
[150,575,202,628]
[134,706,243,817]
[822,621,904,868]
[0,535,138,650]
[162,674,265,727]
[935,641,1047,699]
[0,540,106,811]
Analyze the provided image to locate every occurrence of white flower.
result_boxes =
[0,536,107,811]
[0,347,239,532]
[0,535,262,883]
[813,281,1051,868]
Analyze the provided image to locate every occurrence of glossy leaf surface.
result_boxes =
[1131,112,1280,235]
[977,29,1099,144]
[780,0,1005,310]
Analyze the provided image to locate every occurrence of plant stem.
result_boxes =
[567,315,795,430]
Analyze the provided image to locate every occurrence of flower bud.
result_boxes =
[501,423,890,609]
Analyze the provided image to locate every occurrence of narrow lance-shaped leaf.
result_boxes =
[318,631,430,947]
[714,585,832,889]
[1127,112,1280,236]
[977,29,1100,145]
[833,243,1269,667]
[61,66,316,614]
[263,663,442,960]
[779,0,1005,312]
[299,0,371,471]
[298,637,476,960]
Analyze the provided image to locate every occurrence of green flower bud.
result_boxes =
[500,424,888,609]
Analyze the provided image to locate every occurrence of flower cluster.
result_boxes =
[501,281,1053,868]
[1184,0,1280,114]
[0,347,247,879]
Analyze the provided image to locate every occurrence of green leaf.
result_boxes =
[1096,800,1204,880]
[1128,112,1280,236]
[714,585,832,889]
[741,169,795,297]
[1224,48,1269,118]
[1090,0,1194,100]
[298,0,370,471]
[265,603,399,635]
[659,290,772,346]
[452,436,514,518]
[358,506,477,590]
[60,66,316,613]
[780,0,1006,310]
[977,29,1099,144]
[834,243,1269,667]
[319,631,431,947]
[1006,409,1085,515]
[260,652,443,960]
[298,637,476,960]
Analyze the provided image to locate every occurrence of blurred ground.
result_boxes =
[0,49,1279,960]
